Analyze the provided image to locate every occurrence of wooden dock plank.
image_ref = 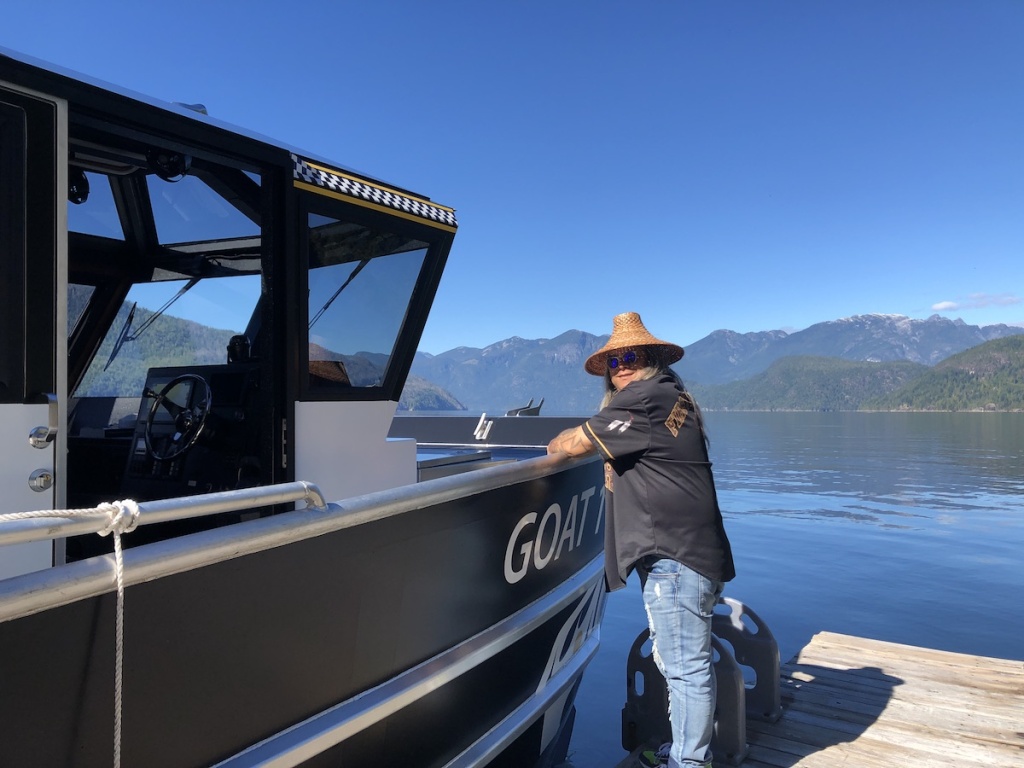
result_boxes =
[613,631,1023,768]
[793,638,1024,694]
[751,631,1024,768]
[799,631,1024,672]
[779,680,1022,739]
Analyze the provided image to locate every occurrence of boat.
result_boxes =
[505,399,545,417]
[0,47,605,768]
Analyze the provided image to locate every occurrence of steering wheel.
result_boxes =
[144,373,213,461]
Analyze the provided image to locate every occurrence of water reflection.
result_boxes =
[708,412,1024,524]
[569,412,1024,767]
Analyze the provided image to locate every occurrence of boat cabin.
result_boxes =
[1,48,455,574]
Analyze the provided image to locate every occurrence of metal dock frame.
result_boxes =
[621,597,782,765]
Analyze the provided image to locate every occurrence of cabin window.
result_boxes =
[67,171,123,239]
[149,175,259,245]
[306,212,427,391]
[68,284,95,335]
[74,274,261,399]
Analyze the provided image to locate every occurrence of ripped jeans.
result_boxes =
[639,557,723,768]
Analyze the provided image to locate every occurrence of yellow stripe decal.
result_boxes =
[303,160,454,212]
[293,180,457,233]
[583,422,615,460]
[292,154,458,230]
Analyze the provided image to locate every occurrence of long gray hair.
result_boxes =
[599,346,709,446]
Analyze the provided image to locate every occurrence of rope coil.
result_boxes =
[1,500,140,768]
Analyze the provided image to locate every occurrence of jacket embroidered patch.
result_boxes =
[665,394,689,437]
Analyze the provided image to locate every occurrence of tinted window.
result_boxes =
[75,275,261,397]
[307,213,427,391]
[149,174,259,245]
[67,171,123,239]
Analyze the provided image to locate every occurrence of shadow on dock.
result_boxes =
[745,662,902,767]
[612,630,1023,767]
[610,661,900,768]
[744,632,1023,768]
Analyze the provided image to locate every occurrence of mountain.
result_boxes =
[679,329,789,384]
[692,356,929,411]
[76,304,237,397]
[679,314,1024,385]
[74,296,467,412]
[410,330,607,415]
[864,336,1024,411]
[75,300,1024,413]
[411,315,1024,414]
[398,375,466,411]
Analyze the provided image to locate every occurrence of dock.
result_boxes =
[616,631,1023,768]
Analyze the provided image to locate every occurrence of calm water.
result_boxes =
[566,412,1024,767]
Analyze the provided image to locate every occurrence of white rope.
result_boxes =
[0,502,122,524]
[1,500,140,768]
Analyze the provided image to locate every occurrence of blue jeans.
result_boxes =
[640,557,723,768]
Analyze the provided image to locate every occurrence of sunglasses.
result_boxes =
[607,350,643,370]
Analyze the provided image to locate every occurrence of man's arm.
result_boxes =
[547,425,596,457]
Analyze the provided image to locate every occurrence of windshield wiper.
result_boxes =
[103,278,200,370]
[308,259,370,331]
[103,302,137,371]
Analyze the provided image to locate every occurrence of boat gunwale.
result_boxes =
[0,452,600,622]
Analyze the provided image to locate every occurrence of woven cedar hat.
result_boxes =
[584,312,685,375]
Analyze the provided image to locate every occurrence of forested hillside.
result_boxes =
[864,336,1024,411]
[76,304,237,396]
[398,377,466,410]
[692,357,928,412]
[74,299,466,411]
[75,295,1024,414]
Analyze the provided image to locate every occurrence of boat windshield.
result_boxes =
[306,212,428,391]
[73,275,261,398]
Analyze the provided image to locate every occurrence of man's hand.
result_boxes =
[547,425,596,457]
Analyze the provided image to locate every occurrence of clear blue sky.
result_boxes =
[5,1,1022,353]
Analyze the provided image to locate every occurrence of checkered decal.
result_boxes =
[293,155,457,229]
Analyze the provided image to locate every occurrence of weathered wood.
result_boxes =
[612,631,1023,768]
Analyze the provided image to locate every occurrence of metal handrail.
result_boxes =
[0,453,597,623]
[0,481,328,548]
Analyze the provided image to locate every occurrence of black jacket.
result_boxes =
[584,374,735,591]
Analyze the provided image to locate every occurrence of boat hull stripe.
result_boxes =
[214,558,603,768]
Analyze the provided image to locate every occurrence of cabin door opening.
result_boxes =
[0,83,67,576]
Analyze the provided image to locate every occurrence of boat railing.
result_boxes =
[0,481,328,548]
[0,452,597,622]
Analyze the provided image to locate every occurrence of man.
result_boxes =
[547,312,735,768]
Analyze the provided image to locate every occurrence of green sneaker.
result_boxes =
[638,743,670,767]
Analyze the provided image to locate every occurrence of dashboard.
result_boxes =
[119,363,262,500]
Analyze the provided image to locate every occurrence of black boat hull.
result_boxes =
[0,458,604,767]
